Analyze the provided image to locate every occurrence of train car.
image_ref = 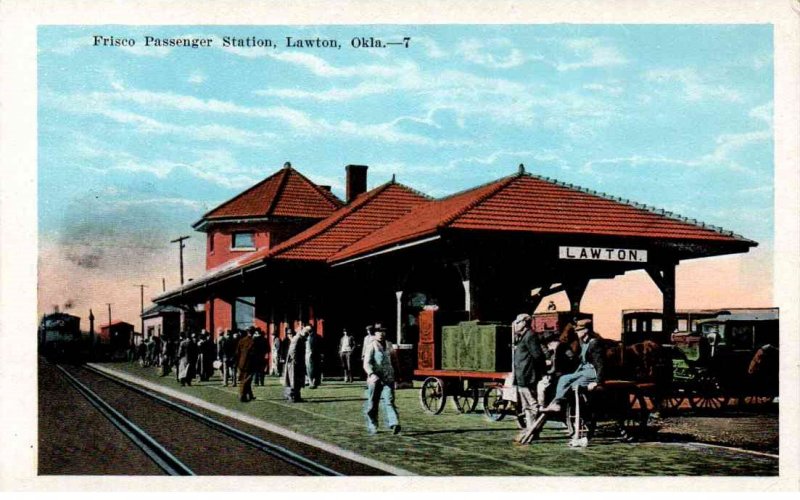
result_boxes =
[95,321,134,361]
[38,312,82,360]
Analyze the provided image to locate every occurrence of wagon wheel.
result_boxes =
[739,395,774,406]
[451,380,479,414]
[419,377,446,415]
[482,385,508,422]
[689,374,728,411]
[659,395,686,412]
[689,395,729,410]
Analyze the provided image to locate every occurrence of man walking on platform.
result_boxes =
[235,328,256,402]
[363,326,401,435]
[339,329,355,382]
[269,330,282,376]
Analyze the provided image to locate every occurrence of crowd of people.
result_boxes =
[128,322,402,435]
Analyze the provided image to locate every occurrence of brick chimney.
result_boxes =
[345,164,368,203]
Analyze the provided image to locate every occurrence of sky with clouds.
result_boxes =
[37,24,774,332]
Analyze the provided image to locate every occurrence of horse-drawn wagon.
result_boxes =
[664,309,778,410]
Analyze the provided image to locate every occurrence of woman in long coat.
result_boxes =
[282,329,307,402]
[177,334,196,386]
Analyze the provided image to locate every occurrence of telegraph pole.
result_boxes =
[106,303,112,327]
[162,278,166,292]
[170,236,190,285]
[134,284,148,340]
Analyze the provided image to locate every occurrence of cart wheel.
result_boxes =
[482,385,508,422]
[739,395,774,406]
[660,395,686,411]
[419,377,446,415]
[452,380,479,414]
[689,395,729,410]
[689,373,728,411]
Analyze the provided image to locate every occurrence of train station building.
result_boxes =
[153,162,756,367]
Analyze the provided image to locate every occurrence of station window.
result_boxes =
[678,319,688,332]
[232,232,255,249]
[208,233,214,253]
[651,318,663,332]
[234,296,255,330]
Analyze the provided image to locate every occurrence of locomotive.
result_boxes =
[38,312,83,361]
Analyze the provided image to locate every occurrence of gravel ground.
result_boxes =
[651,409,779,454]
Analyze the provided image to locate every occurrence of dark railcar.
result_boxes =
[38,312,82,361]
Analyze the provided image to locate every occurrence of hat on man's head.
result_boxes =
[374,325,387,333]
[514,313,531,325]
[575,319,593,332]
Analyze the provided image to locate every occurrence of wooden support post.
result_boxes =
[395,290,404,345]
[565,280,589,314]
[662,262,677,337]
[646,262,678,339]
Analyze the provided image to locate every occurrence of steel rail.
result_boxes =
[82,364,343,476]
[55,364,195,476]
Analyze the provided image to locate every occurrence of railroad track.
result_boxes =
[56,363,344,476]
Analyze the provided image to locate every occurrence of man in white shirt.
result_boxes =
[362,326,401,435]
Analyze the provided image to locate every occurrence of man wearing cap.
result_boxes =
[511,313,546,442]
[362,326,401,435]
[543,319,605,413]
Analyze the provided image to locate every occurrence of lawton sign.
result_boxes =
[558,246,648,263]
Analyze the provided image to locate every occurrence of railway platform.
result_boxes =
[79,361,778,477]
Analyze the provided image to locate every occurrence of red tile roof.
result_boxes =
[238,181,429,265]
[330,172,754,263]
[195,164,343,227]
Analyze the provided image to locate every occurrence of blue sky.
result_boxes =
[37,24,774,325]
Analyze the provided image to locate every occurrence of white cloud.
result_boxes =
[556,38,628,71]
[188,71,207,84]
[457,38,530,69]
[748,101,773,126]
[644,68,742,102]
[582,82,624,96]
[414,36,447,59]
[582,128,771,176]
[47,36,93,55]
[120,44,172,58]
[49,80,452,147]
[42,90,275,147]
[256,81,395,102]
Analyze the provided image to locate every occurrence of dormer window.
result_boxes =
[232,232,255,250]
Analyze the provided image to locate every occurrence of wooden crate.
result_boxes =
[441,321,511,372]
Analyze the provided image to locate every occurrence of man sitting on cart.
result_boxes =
[542,319,605,414]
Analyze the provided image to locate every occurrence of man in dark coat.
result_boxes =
[543,319,604,413]
[235,329,256,402]
[511,313,546,442]
[305,325,322,388]
[252,327,269,386]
